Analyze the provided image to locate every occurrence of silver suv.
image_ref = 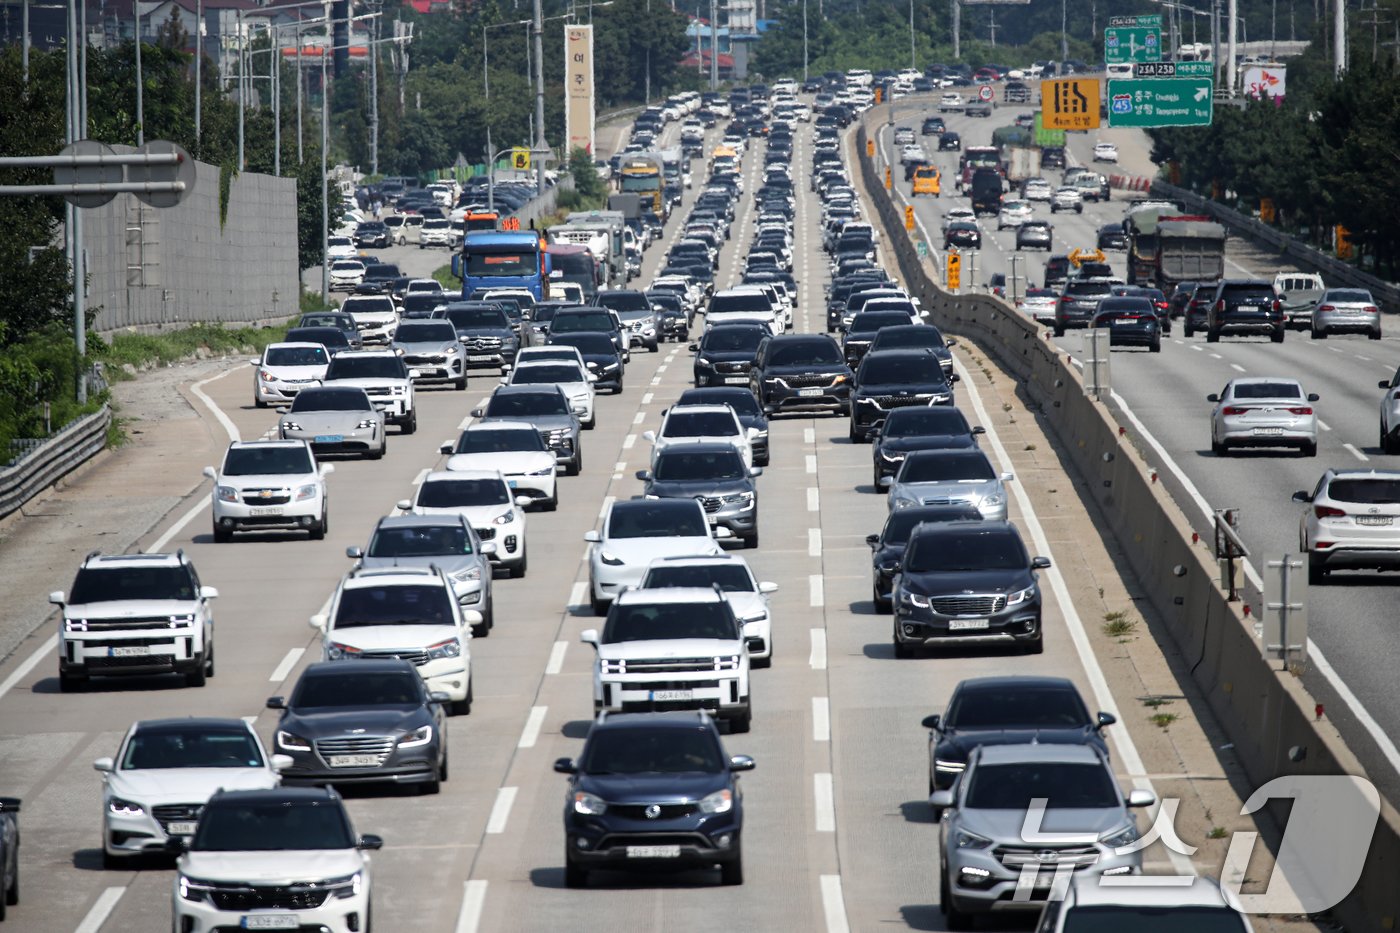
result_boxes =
[1294,469,1400,584]
[51,551,218,692]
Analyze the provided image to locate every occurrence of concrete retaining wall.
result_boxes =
[857,115,1400,930]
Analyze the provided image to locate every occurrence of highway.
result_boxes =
[0,105,1316,933]
[877,102,1400,806]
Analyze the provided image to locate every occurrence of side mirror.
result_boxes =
[1000,472,1014,482]
[1307,393,1320,402]
[729,755,756,772]
[583,530,602,543]
[250,358,262,366]
[346,545,364,559]
[1096,711,1118,729]
[642,430,657,443]
[93,757,115,773]
[747,426,761,438]
[1291,491,1312,503]
[48,590,65,606]
[758,581,779,594]
[320,463,335,477]
[921,714,942,731]
[499,377,509,386]
[929,789,955,809]
[266,696,287,710]
[514,495,532,507]
[587,373,598,383]
[750,466,764,477]
[309,614,328,632]
[439,442,454,455]
[1127,789,1157,808]
[463,610,484,628]
[357,834,385,851]
[688,343,700,352]
[1380,380,1392,390]
[428,691,452,704]
[500,364,513,375]
[866,533,880,548]
[480,542,497,555]
[270,754,294,772]
[201,466,217,481]
[396,499,413,511]
[470,408,485,418]
[553,757,578,774]
[971,426,986,435]
[946,337,958,347]
[580,629,600,647]
[198,586,219,600]
[1031,556,1052,570]
[635,469,652,481]
[1206,393,1220,402]
[714,526,734,538]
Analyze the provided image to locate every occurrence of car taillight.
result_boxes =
[1215,300,1226,312]
[1316,305,1334,313]
[1156,301,1169,312]
[1222,406,1252,416]
[1272,299,1282,313]
[1059,296,1071,304]
[1288,407,1313,415]
[1366,305,1380,314]
[1314,505,1346,519]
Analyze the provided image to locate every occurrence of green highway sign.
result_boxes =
[1108,14,1163,27]
[1133,60,1215,78]
[1107,78,1214,127]
[1033,111,1067,146]
[1104,26,1162,64]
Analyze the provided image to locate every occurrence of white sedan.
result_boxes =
[502,359,596,429]
[585,498,729,615]
[638,554,779,667]
[251,341,330,407]
[1050,187,1084,213]
[899,144,926,164]
[996,199,1034,230]
[941,206,977,234]
[441,421,558,511]
[1093,142,1119,163]
[939,93,965,112]
[1208,377,1319,457]
[326,236,357,261]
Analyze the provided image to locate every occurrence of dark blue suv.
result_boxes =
[554,711,754,887]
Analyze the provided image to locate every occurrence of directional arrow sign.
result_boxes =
[1068,247,1106,266]
[1104,26,1162,64]
[1107,78,1214,127]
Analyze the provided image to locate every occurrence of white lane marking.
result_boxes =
[1107,385,1400,857]
[1344,443,1369,462]
[189,366,243,443]
[805,454,818,473]
[814,772,836,832]
[545,640,568,675]
[808,527,823,557]
[269,647,305,683]
[74,886,127,933]
[809,574,824,608]
[804,427,816,444]
[454,879,489,933]
[657,365,667,374]
[820,875,851,933]
[1356,355,1373,362]
[1190,344,1203,352]
[809,627,827,668]
[569,582,587,610]
[807,487,820,511]
[813,696,831,742]
[622,434,637,449]
[633,411,645,425]
[1229,363,1246,373]
[598,495,615,519]
[1209,353,1223,359]
[614,461,627,473]
[642,392,654,404]
[0,635,57,704]
[457,414,473,431]
[1317,419,1331,432]
[1329,346,1344,353]
[1173,339,1184,345]
[650,376,661,386]
[517,706,547,748]
[413,468,430,486]
[955,356,1195,877]
[485,787,517,834]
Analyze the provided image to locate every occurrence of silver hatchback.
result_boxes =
[1208,377,1318,457]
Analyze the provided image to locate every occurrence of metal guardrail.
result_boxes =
[0,406,111,521]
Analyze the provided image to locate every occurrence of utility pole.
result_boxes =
[134,2,144,145]
[369,1,380,177]
[237,10,245,171]
[709,0,718,89]
[1060,0,1067,59]
[296,20,303,163]
[645,0,651,103]
[66,0,86,403]
[274,24,281,175]
[910,0,916,67]
[1227,0,1238,95]
[195,0,202,155]
[802,0,808,82]
[533,0,547,194]
[1212,0,1221,85]
[21,0,28,84]
[954,0,961,60]
[1335,0,1347,75]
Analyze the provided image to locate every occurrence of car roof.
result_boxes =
[227,438,308,451]
[341,565,445,589]
[954,674,1078,694]
[492,384,567,397]
[910,518,1016,540]
[611,497,704,514]
[207,786,344,806]
[82,550,187,569]
[614,586,726,606]
[591,710,718,732]
[655,441,746,457]
[646,553,748,570]
[375,512,470,530]
[133,716,258,734]
[667,404,737,417]
[303,657,419,677]
[331,349,399,359]
[463,419,540,432]
[977,742,1101,765]
[266,342,329,351]
[423,469,504,483]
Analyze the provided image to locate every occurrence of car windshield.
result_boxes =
[464,250,539,277]
[192,799,354,852]
[418,478,510,508]
[580,727,725,774]
[514,364,585,384]
[222,445,314,476]
[654,449,747,481]
[1060,906,1249,932]
[906,528,1026,572]
[367,525,473,557]
[341,298,392,315]
[486,392,569,416]
[966,761,1119,810]
[607,504,709,538]
[297,315,348,328]
[860,356,945,386]
[899,451,994,484]
[603,601,738,642]
[554,312,614,332]
[597,292,650,313]
[1327,479,1400,504]
[664,411,738,437]
[681,391,760,416]
[704,328,766,351]
[70,565,195,603]
[455,428,546,453]
[287,329,348,349]
[644,564,753,592]
[289,388,369,413]
[332,584,455,628]
[1232,382,1301,400]
[1223,286,1275,303]
[444,308,508,329]
[396,323,456,343]
[947,687,1089,729]
[265,346,328,367]
[875,328,943,349]
[121,726,264,770]
[1328,289,1372,303]
[770,341,842,366]
[326,357,404,380]
[885,408,969,437]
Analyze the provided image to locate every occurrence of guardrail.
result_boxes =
[858,114,1400,931]
[0,406,111,521]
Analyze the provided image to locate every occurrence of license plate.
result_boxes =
[797,387,824,397]
[1357,516,1393,526]
[724,376,749,384]
[328,754,381,768]
[166,821,198,836]
[468,354,496,362]
[1251,428,1284,436]
[508,479,519,488]
[627,845,681,858]
[1111,319,1135,326]
[110,645,150,657]
[249,507,284,517]
[651,689,694,701]
[242,917,299,931]
[949,619,990,631]
[313,434,343,443]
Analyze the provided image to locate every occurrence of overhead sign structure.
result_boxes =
[564,25,595,156]
[1107,78,1214,128]
[1133,61,1214,78]
[1105,26,1162,64]
[1041,78,1101,131]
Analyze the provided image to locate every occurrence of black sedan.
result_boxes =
[937,131,962,151]
[867,505,981,612]
[1092,297,1162,351]
[295,311,364,350]
[1097,223,1130,251]
[943,222,981,250]
[867,323,956,378]
[871,405,985,489]
[267,660,449,794]
[919,675,1116,804]
[354,221,392,250]
[677,386,769,466]
[921,116,946,135]
[547,331,625,393]
[1015,220,1053,251]
[555,711,753,887]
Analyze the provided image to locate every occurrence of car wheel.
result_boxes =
[1271,327,1285,344]
[730,707,752,734]
[253,396,266,409]
[1022,630,1044,655]
[564,856,588,889]
[452,678,473,716]
[515,549,528,578]
[205,643,215,679]
[648,340,660,352]
[58,671,85,693]
[213,523,233,544]
[873,585,891,615]
[439,748,449,782]
[543,491,559,512]
[893,626,914,659]
[1308,554,1328,586]
[1372,328,1383,340]
[565,453,581,477]
[1302,441,1317,457]
[939,868,972,930]
[583,416,595,431]
[370,440,385,460]
[418,775,441,796]
[1312,327,1327,339]
[1211,434,1227,456]
[590,587,608,617]
[1052,323,1065,337]
[1184,324,1194,338]
[310,511,327,541]
[185,663,206,688]
[720,847,744,886]
[471,609,490,639]
[1150,339,1161,353]
[744,529,759,549]
[1206,329,1220,343]
[402,409,418,435]
[1382,421,1393,455]
[455,376,468,391]
[5,857,15,907]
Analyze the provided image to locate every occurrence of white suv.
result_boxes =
[50,550,218,692]
[339,295,399,345]
[322,349,418,434]
[638,554,779,667]
[644,403,757,469]
[1294,469,1400,584]
[203,440,332,542]
[580,587,752,732]
[400,470,531,577]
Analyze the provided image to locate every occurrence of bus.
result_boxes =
[456,231,548,302]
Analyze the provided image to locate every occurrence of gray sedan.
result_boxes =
[1312,287,1381,340]
[888,449,1012,521]
[278,385,386,459]
[1208,377,1318,457]
[348,513,494,635]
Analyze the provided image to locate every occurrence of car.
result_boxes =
[1313,287,1382,339]
[550,306,630,358]
[171,786,381,933]
[580,588,752,730]
[888,448,1011,521]
[940,207,977,234]
[1015,220,1052,251]
[322,348,418,434]
[870,405,984,489]
[849,350,958,443]
[203,439,331,543]
[996,199,1033,230]
[933,744,1153,924]
[354,262,401,298]
[284,325,352,357]
[0,796,15,920]
[637,443,763,548]
[1206,279,1284,343]
[920,676,1115,802]
[503,358,596,428]
[867,323,954,375]
[598,290,662,352]
[95,718,289,866]
[921,116,946,135]
[470,385,583,475]
[899,143,926,164]
[1043,254,1072,289]
[645,403,759,471]
[354,220,392,249]
[1276,271,1327,329]
[1092,297,1162,351]
[1019,287,1058,323]
[277,385,386,459]
[1295,469,1400,583]
[944,222,981,250]
[1039,873,1256,931]
[939,92,965,111]
[328,258,367,291]
[548,331,626,394]
[893,125,916,144]
[399,471,531,577]
[750,333,854,416]
[440,421,558,510]
[554,712,753,887]
[251,342,331,407]
[938,130,962,151]
[435,302,521,371]
[339,294,398,346]
[1040,144,1066,168]
[1052,277,1118,337]
[1097,223,1129,251]
[295,311,363,351]
[1050,186,1083,213]
[1110,284,1172,332]
[348,513,493,631]
[585,498,728,614]
[1181,282,1218,337]
[391,319,467,389]
[325,235,356,260]
[638,554,778,666]
[1021,177,1053,202]
[419,217,456,248]
[1069,169,1111,202]
[1093,141,1119,162]
[867,504,982,612]
[1208,377,1319,457]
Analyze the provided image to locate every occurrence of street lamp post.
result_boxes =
[134,3,144,145]
[802,0,808,82]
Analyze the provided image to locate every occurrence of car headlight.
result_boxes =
[492,510,516,526]
[398,724,434,748]
[695,357,712,368]
[444,345,459,355]
[452,566,482,583]
[599,550,624,566]
[295,483,320,501]
[108,796,145,816]
[877,559,900,573]
[215,484,239,503]
[893,497,918,510]
[356,419,379,430]
[699,788,734,814]
[880,450,904,462]
[276,730,311,752]
[326,641,362,660]
[179,875,215,903]
[426,638,461,660]
[528,465,555,476]
[1006,584,1037,606]
[281,421,302,432]
[325,871,364,899]
[573,791,607,815]
[981,492,1004,508]
[1100,823,1140,849]
[900,590,930,609]
[934,758,967,773]
[955,830,992,849]
[603,362,620,372]
[831,374,849,385]
[259,370,276,382]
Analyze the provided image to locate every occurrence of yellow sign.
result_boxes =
[874,86,884,104]
[865,138,875,158]
[946,251,962,290]
[1041,78,1101,130]
[1336,225,1354,260]
[904,205,915,231]
[1067,247,1106,266]
[884,167,892,190]
[511,148,532,170]
[1259,198,1276,223]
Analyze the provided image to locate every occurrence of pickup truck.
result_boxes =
[1274,272,1326,329]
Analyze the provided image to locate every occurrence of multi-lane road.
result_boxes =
[0,103,1327,933]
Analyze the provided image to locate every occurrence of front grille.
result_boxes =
[620,655,723,674]
[403,354,445,365]
[930,594,1006,615]
[596,832,711,851]
[994,845,1101,871]
[867,394,930,409]
[715,361,751,373]
[919,495,974,508]
[152,803,203,832]
[314,735,395,765]
[88,652,175,668]
[209,886,330,912]
[359,648,430,666]
[364,386,392,397]
[72,617,187,631]
[609,802,699,820]
[778,373,839,388]
[83,635,180,648]
[464,336,503,352]
[240,488,291,505]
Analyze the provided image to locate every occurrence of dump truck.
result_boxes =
[1126,206,1227,298]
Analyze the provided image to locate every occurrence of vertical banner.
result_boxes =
[565,25,595,157]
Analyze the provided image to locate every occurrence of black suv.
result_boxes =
[691,323,769,388]
[871,406,984,489]
[677,386,769,466]
[1052,277,1118,337]
[1043,254,1071,289]
[892,520,1050,657]
[868,504,981,612]
[434,303,520,370]
[1096,224,1129,251]
[842,310,917,367]
[849,350,958,443]
[750,334,853,417]
[637,443,762,547]
[921,116,946,135]
[355,262,402,296]
[550,307,628,358]
[547,332,625,393]
[354,221,392,250]
[1206,279,1284,343]
[555,711,753,887]
[868,323,956,378]
[1040,145,1066,169]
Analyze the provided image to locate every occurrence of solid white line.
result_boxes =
[807,487,820,511]
[622,434,637,449]
[954,356,1195,877]
[809,627,827,668]
[808,528,822,556]
[0,634,56,704]
[485,787,517,834]
[454,880,489,933]
[809,574,824,607]
[812,696,831,742]
[1344,443,1369,461]
[413,468,430,486]
[189,367,242,443]
[820,875,851,933]
[1229,363,1246,373]
[1317,419,1331,432]
[805,454,818,474]
[804,427,816,444]
[632,411,645,424]
[814,772,836,832]
[642,392,654,404]
[545,640,568,675]
[74,886,127,933]
[269,647,305,683]
[518,706,547,748]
